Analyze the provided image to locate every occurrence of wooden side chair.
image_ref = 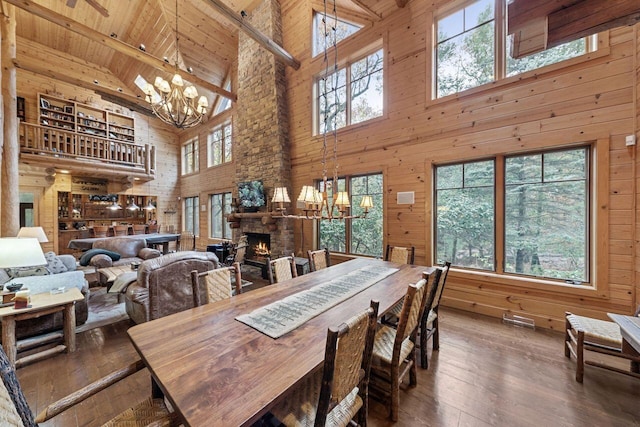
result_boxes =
[93,225,108,238]
[267,253,297,284]
[565,305,640,383]
[147,223,160,234]
[270,300,379,427]
[132,224,147,235]
[419,261,450,369]
[178,231,196,251]
[385,245,415,264]
[370,272,431,421]
[191,262,242,306]
[308,247,330,272]
[113,224,128,236]
[0,343,178,426]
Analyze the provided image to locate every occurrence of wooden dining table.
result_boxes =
[127,258,436,427]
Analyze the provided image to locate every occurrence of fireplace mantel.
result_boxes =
[227,212,281,231]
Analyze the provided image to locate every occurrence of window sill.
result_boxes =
[448,268,609,299]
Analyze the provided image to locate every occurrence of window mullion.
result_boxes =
[345,65,352,126]
[495,156,505,273]
[495,0,506,81]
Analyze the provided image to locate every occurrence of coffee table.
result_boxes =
[0,287,84,368]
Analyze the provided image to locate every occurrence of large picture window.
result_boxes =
[435,146,590,283]
[435,0,592,99]
[316,48,384,133]
[208,123,232,167]
[319,173,383,257]
[184,196,199,236]
[182,137,199,175]
[210,192,232,239]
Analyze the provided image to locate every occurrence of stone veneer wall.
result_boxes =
[235,0,294,258]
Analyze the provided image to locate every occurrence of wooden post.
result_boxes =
[1,4,19,236]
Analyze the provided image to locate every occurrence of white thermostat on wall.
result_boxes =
[201,204,206,212]
[397,191,415,205]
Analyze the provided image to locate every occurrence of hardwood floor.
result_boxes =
[18,302,640,426]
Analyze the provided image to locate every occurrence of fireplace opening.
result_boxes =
[245,233,271,262]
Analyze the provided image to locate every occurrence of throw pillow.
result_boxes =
[79,248,122,266]
[44,251,68,274]
[5,266,49,279]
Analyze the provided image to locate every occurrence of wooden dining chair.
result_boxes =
[147,223,160,234]
[270,300,379,427]
[384,244,415,264]
[267,253,297,284]
[0,342,179,426]
[178,231,195,251]
[419,261,450,369]
[369,271,431,421]
[132,224,147,235]
[113,224,128,236]
[93,225,109,238]
[308,247,330,272]
[191,262,242,306]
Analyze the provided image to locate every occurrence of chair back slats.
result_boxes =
[93,225,108,238]
[316,300,379,426]
[113,225,128,236]
[0,344,35,426]
[397,278,428,344]
[132,224,146,235]
[428,263,449,313]
[308,248,330,272]
[268,254,297,284]
[179,232,195,251]
[191,262,242,307]
[385,245,415,265]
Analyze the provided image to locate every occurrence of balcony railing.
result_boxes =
[19,122,156,179]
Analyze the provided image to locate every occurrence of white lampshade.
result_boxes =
[359,195,374,209]
[171,73,184,87]
[17,226,49,243]
[143,200,156,210]
[335,191,351,208]
[0,238,46,269]
[297,186,317,203]
[272,187,291,204]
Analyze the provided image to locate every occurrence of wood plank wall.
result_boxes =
[281,0,640,330]
[15,40,181,253]
[12,0,640,330]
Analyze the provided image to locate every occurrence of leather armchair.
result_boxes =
[125,251,219,324]
[89,237,161,269]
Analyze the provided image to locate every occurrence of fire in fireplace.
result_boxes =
[246,233,271,262]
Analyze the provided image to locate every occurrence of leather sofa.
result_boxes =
[125,251,219,324]
[89,237,161,269]
[0,253,89,339]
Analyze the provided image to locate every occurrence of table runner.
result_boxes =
[236,264,398,338]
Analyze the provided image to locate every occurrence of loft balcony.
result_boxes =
[19,122,156,181]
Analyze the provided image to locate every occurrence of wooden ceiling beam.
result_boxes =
[201,0,301,70]
[85,0,109,18]
[4,0,236,101]
[547,0,640,48]
[13,58,154,116]
[508,0,640,57]
[349,0,382,21]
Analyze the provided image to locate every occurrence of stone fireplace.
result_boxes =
[233,0,294,259]
[246,233,271,262]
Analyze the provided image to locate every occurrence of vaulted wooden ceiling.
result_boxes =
[7,0,637,123]
[5,0,394,119]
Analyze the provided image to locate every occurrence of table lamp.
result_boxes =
[0,237,47,269]
[16,226,49,243]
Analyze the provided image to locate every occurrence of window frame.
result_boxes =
[433,140,609,295]
[181,137,199,175]
[207,122,233,168]
[317,172,384,257]
[183,196,200,236]
[311,11,363,58]
[431,0,600,100]
[313,45,384,135]
[210,192,233,239]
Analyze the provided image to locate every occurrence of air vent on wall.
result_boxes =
[397,191,415,205]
